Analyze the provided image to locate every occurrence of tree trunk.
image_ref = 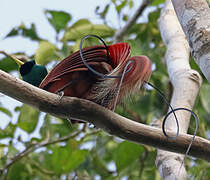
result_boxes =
[157,0,202,179]
[171,0,210,82]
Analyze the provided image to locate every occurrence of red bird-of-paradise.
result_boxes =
[38,35,199,161]
[4,35,199,165]
[39,35,152,110]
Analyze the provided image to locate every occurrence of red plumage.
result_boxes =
[39,43,152,110]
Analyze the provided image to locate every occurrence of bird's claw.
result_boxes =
[67,118,73,126]
[56,91,64,102]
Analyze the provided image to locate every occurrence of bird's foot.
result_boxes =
[67,118,73,126]
[56,91,64,102]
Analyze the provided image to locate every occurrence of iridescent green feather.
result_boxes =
[20,60,48,87]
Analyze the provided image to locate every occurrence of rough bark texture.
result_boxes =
[171,0,210,82]
[157,0,203,179]
[0,69,209,162]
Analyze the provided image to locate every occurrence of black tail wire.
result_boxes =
[80,35,199,166]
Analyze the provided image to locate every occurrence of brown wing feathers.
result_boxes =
[39,45,110,91]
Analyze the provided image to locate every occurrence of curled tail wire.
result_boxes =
[163,107,199,174]
[146,82,180,139]
[145,82,199,172]
[80,35,199,170]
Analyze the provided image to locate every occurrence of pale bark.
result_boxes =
[157,0,202,179]
[171,0,210,82]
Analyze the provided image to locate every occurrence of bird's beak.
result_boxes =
[0,51,24,66]
[11,56,24,66]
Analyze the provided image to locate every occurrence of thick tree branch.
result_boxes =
[113,0,151,43]
[157,0,203,179]
[171,0,210,82]
[0,70,209,162]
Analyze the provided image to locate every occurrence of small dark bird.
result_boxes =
[20,60,48,87]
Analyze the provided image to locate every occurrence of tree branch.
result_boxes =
[171,0,210,82]
[113,0,151,43]
[0,70,209,162]
[1,131,81,173]
[1,125,99,176]
[30,159,55,175]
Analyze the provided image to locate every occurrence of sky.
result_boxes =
[0,0,143,54]
[0,0,143,150]
[0,0,110,54]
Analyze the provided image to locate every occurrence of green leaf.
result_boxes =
[64,149,89,172]
[0,107,12,117]
[0,57,18,72]
[22,23,42,41]
[35,41,59,65]
[90,153,110,177]
[40,115,75,138]
[0,146,4,159]
[49,144,88,174]
[18,104,40,133]
[101,4,110,19]
[62,20,114,41]
[51,146,71,174]
[95,4,110,20]
[129,0,134,8]
[123,14,128,21]
[7,162,28,180]
[7,145,19,157]
[40,114,51,138]
[114,141,144,171]
[200,84,210,113]
[0,123,16,139]
[5,23,42,41]
[152,0,165,6]
[6,28,19,37]
[45,10,71,33]
[71,19,91,28]
[14,106,21,112]
[116,0,128,14]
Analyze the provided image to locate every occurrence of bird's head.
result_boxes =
[19,60,48,87]
[9,56,48,87]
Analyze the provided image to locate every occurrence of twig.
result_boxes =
[113,0,151,43]
[0,130,81,174]
[79,130,101,142]
[30,159,55,175]
[0,70,209,162]
[139,146,149,177]
[0,127,100,176]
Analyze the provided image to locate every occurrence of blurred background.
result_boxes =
[0,0,210,179]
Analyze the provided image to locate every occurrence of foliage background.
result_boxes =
[0,0,210,179]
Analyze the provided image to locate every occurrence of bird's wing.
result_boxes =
[39,45,109,89]
[39,43,131,90]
